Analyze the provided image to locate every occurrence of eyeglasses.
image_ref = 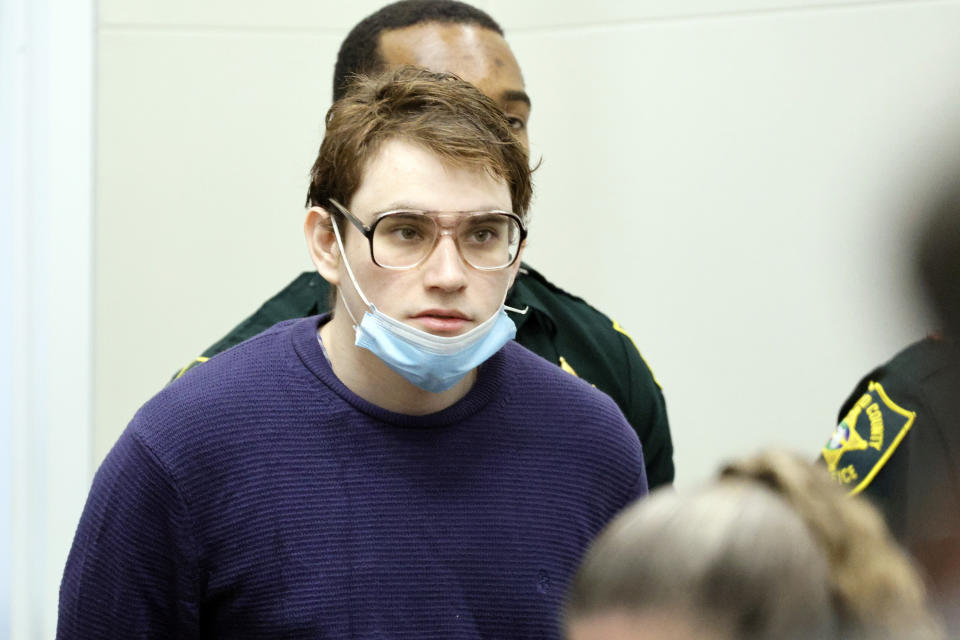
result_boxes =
[328,198,526,271]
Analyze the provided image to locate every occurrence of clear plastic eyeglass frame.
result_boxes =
[327,198,527,271]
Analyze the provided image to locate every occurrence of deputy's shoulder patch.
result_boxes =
[558,355,579,377]
[612,320,661,388]
[821,381,915,495]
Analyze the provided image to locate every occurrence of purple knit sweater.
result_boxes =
[58,316,646,639]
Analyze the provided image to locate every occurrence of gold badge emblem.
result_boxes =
[821,381,915,494]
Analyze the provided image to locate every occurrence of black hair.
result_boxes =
[333,0,504,101]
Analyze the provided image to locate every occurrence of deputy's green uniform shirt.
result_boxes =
[820,337,960,549]
[177,264,674,488]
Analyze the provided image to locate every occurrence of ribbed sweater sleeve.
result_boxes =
[57,428,201,638]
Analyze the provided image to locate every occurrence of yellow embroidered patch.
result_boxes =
[174,356,209,380]
[558,356,578,377]
[612,320,661,388]
[612,320,638,350]
[821,381,915,495]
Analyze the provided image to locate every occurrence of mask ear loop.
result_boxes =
[330,212,373,330]
[496,274,527,316]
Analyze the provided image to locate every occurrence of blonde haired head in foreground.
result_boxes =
[566,451,942,640]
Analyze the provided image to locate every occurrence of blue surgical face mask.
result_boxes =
[330,216,524,393]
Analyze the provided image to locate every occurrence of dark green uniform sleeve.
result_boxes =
[172,265,675,488]
[172,272,330,380]
[508,266,674,488]
[820,337,960,549]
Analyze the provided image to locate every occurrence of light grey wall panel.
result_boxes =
[489,0,901,29]
[98,0,922,28]
[95,29,340,456]
[99,0,396,29]
[510,1,960,485]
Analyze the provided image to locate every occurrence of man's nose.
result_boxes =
[422,233,468,291]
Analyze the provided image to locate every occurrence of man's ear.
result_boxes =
[304,206,341,286]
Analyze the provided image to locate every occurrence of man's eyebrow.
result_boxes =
[501,90,531,108]
[375,204,510,215]
[373,203,424,214]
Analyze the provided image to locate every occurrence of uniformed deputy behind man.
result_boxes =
[819,182,960,624]
[172,0,675,489]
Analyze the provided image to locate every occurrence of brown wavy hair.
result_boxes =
[306,65,531,218]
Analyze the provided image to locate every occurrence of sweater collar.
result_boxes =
[291,314,511,428]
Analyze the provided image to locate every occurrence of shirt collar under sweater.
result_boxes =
[292,314,513,429]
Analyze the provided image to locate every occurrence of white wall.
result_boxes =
[94,0,960,493]
[2,0,95,636]
[506,0,960,485]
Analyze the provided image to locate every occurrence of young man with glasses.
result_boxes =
[173,0,674,489]
[58,68,647,639]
